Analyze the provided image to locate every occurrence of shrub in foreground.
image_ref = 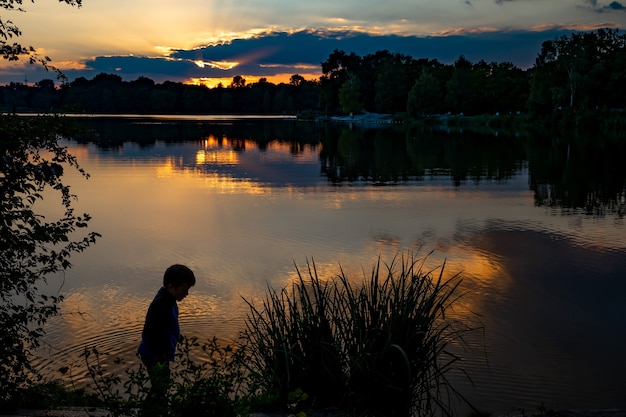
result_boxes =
[242,253,476,417]
[83,337,250,417]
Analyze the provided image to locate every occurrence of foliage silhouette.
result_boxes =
[241,253,477,417]
[3,29,626,119]
[0,114,99,410]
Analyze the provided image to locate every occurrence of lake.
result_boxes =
[34,115,626,415]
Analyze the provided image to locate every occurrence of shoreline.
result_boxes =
[2,407,625,417]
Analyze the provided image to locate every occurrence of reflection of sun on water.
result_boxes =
[196,135,241,165]
[155,158,178,178]
[439,245,511,323]
[271,248,508,336]
[350,241,510,321]
[195,149,240,165]
[150,135,327,197]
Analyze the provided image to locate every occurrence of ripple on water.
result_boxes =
[35,303,245,387]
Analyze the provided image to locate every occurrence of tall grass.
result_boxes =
[242,252,475,417]
[242,260,344,410]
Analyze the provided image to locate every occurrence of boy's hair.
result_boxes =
[163,264,196,288]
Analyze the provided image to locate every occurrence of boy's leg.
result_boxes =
[141,357,171,416]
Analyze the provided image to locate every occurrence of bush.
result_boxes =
[83,337,250,417]
[242,253,476,417]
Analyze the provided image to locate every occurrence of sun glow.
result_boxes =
[185,72,320,88]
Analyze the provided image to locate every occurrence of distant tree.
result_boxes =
[359,50,394,111]
[273,89,286,113]
[31,78,59,110]
[290,74,305,87]
[407,72,442,117]
[606,49,626,108]
[125,76,156,113]
[263,91,272,113]
[231,75,246,88]
[526,59,557,115]
[241,86,264,113]
[92,72,123,87]
[320,49,362,113]
[35,79,55,89]
[221,91,233,111]
[182,85,208,113]
[338,75,362,115]
[374,55,410,113]
[478,62,528,114]
[285,95,294,113]
[469,60,490,114]
[528,29,626,113]
[321,49,362,82]
[63,78,99,112]
[446,56,475,114]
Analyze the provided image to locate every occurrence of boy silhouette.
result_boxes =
[138,264,196,414]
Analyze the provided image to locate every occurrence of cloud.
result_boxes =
[166,28,558,74]
[584,0,626,12]
[608,1,626,10]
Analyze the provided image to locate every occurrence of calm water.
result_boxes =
[35,116,626,415]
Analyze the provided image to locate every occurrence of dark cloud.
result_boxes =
[81,56,199,80]
[585,0,626,12]
[5,27,588,85]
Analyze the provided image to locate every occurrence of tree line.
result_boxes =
[1,28,626,117]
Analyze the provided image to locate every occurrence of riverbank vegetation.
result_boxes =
[242,256,473,417]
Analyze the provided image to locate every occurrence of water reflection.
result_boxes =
[527,133,626,216]
[76,117,626,217]
[321,125,524,185]
[35,117,626,414]
[462,229,626,412]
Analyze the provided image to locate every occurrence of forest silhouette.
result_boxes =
[2,28,626,119]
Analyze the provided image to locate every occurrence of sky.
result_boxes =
[1,0,626,87]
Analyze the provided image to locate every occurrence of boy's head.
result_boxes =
[163,265,196,301]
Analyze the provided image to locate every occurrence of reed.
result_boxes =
[242,260,344,409]
[242,252,474,417]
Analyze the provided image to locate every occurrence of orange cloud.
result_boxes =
[530,22,620,32]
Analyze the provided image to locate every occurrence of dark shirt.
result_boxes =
[137,287,180,361]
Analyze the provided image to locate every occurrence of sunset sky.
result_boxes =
[1,0,625,87]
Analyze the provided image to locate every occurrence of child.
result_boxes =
[138,264,196,412]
